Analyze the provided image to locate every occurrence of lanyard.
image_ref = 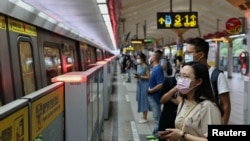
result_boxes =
[179,103,197,130]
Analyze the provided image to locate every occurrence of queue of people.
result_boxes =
[118,37,231,141]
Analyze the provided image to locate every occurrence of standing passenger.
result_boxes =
[184,37,231,124]
[159,61,223,141]
[147,51,164,140]
[158,72,179,141]
[125,55,132,83]
[134,53,150,123]
[156,50,168,78]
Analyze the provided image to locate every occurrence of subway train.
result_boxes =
[0,14,113,107]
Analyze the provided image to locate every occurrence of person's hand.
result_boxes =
[164,128,183,140]
[158,130,170,139]
[134,73,140,78]
[147,88,153,94]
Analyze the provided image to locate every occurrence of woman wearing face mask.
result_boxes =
[134,52,151,123]
[158,61,223,141]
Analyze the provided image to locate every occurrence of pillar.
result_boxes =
[172,29,188,59]
[176,34,184,65]
[243,10,250,124]
[227,39,233,79]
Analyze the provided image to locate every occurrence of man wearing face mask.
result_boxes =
[147,51,165,140]
[184,37,231,125]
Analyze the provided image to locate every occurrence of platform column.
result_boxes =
[244,10,250,124]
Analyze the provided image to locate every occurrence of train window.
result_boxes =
[64,49,75,72]
[96,49,102,61]
[44,47,62,84]
[19,41,36,95]
[91,48,97,63]
[88,46,96,64]
[80,43,88,71]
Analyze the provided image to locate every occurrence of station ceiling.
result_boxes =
[118,0,246,47]
[21,0,248,53]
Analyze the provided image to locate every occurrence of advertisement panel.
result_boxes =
[0,16,6,30]
[0,106,29,141]
[8,18,37,36]
[31,87,64,140]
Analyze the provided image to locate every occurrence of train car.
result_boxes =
[0,14,111,107]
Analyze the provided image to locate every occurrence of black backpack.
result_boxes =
[164,58,173,76]
[211,68,223,104]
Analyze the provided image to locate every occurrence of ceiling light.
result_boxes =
[98,4,108,14]
[97,0,106,3]
[102,14,110,22]
[229,33,245,38]
[9,0,35,12]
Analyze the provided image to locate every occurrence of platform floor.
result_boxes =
[101,66,244,141]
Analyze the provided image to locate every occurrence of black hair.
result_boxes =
[138,52,147,63]
[179,61,223,116]
[177,55,183,62]
[154,50,163,61]
[186,37,209,59]
[155,50,163,55]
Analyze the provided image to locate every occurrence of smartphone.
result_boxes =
[158,130,171,136]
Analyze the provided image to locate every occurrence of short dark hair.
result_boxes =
[155,50,163,55]
[186,37,209,59]
[154,50,162,61]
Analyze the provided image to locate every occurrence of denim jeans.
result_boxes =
[148,95,161,137]
[126,69,131,81]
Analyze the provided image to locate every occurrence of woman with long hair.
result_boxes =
[159,61,222,141]
[134,52,150,123]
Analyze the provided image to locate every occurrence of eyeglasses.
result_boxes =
[175,73,195,81]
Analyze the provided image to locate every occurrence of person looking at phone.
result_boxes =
[158,61,222,141]
[134,52,151,123]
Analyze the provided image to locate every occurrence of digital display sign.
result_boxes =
[157,12,198,29]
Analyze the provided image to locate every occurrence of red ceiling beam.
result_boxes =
[107,0,120,45]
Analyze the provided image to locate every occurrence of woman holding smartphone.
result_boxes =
[158,61,222,141]
[134,52,151,123]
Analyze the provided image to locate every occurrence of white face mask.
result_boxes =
[184,54,194,63]
[136,59,141,64]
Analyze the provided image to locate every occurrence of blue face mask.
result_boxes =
[184,54,194,63]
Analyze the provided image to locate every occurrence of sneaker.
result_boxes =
[138,118,147,123]
[138,117,144,120]
[149,139,158,141]
[146,135,156,139]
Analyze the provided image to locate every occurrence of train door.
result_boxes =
[61,43,76,73]
[80,42,88,71]
[7,18,39,98]
[0,15,15,105]
[43,44,62,85]
[18,39,36,95]
[86,46,97,68]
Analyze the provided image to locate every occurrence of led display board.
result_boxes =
[157,12,198,29]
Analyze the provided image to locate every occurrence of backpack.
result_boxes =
[166,59,173,76]
[211,68,223,104]
[162,58,173,76]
